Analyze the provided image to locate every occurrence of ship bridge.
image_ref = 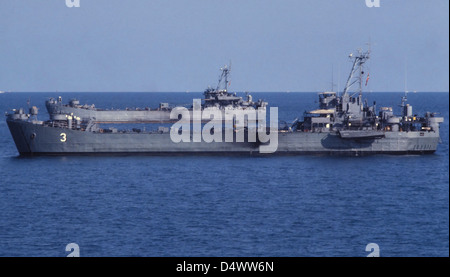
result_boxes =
[318,92,338,109]
[301,108,335,132]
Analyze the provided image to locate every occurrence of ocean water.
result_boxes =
[0,92,448,257]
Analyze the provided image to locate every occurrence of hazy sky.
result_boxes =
[0,0,448,92]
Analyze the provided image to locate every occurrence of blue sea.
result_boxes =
[0,92,448,257]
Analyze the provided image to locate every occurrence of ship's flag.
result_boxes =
[365,73,370,86]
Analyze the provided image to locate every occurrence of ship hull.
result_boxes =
[6,119,259,155]
[276,131,439,155]
[7,119,441,156]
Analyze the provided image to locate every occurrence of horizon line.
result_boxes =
[2,91,449,94]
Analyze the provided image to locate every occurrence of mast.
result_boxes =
[224,65,228,92]
[404,58,408,94]
[342,49,370,98]
[217,64,230,92]
[331,65,336,91]
[337,64,341,95]
[401,58,409,110]
[359,56,363,96]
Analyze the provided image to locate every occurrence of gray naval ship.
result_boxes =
[45,64,265,124]
[6,50,444,156]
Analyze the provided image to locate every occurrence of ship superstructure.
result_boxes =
[45,65,265,124]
